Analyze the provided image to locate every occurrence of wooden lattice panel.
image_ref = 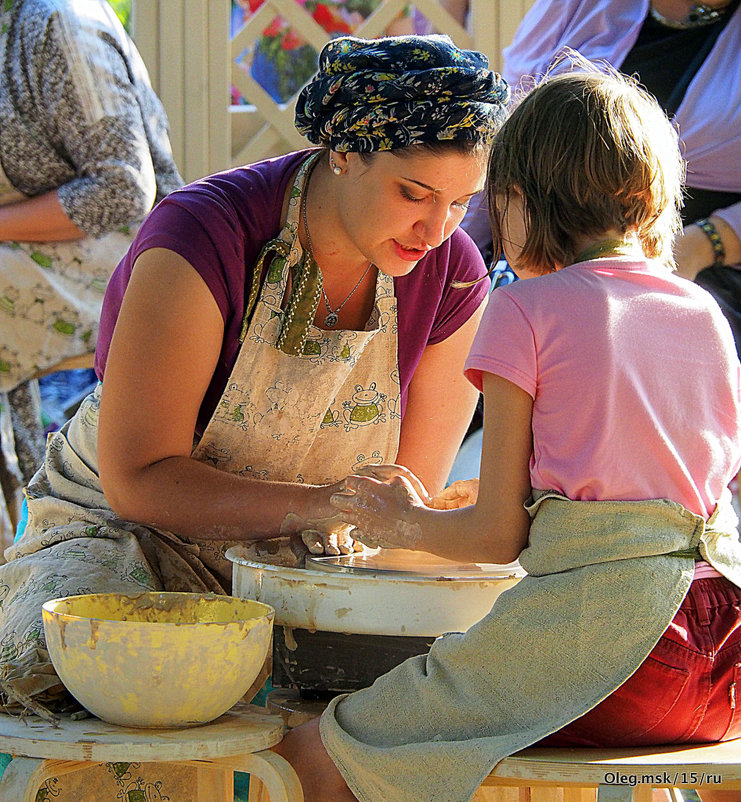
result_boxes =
[132,0,536,180]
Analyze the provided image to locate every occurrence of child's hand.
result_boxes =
[330,474,427,550]
[356,466,478,510]
[429,479,479,509]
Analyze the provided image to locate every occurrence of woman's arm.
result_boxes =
[674,212,741,280]
[16,4,161,238]
[332,372,534,564]
[97,248,339,542]
[0,191,84,242]
[394,297,487,496]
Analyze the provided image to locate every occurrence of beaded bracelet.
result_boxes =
[695,217,726,269]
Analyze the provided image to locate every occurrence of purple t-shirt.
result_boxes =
[96,149,489,434]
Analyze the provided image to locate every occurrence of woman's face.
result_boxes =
[333,148,486,277]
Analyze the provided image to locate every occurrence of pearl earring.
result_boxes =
[330,159,341,176]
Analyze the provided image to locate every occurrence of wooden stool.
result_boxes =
[482,740,741,801]
[0,702,302,802]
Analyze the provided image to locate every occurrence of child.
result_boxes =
[275,66,741,802]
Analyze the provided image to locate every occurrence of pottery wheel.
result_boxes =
[227,545,525,637]
[306,548,521,578]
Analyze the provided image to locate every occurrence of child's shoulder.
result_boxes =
[491,258,729,320]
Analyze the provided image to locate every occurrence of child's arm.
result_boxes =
[331,373,533,564]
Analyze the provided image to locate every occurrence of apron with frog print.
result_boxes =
[188,152,401,581]
[0,153,400,801]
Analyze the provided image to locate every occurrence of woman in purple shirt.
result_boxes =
[0,35,509,719]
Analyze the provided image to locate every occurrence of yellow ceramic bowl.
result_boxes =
[42,592,274,728]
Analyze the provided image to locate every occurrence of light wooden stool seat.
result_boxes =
[482,739,741,802]
[0,702,303,802]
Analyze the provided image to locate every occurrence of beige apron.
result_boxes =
[0,153,400,800]
[321,490,741,802]
[188,153,401,581]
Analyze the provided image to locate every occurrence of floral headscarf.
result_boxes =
[294,34,510,152]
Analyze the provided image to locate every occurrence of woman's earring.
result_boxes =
[330,158,342,176]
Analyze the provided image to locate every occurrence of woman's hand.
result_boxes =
[356,464,433,504]
[357,464,479,510]
[330,473,429,550]
[280,479,364,555]
[280,512,362,556]
[280,482,363,557]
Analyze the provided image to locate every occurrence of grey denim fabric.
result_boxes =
[320,491,741,802]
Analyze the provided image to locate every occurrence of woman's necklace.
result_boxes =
[301,186,373,328]
[572,239,638,264]
[649,2,730,29]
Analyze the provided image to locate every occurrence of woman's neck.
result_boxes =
[300,157,369,279]
[298,155,377,331]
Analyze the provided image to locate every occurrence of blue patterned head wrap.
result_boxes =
[294,35,510,153]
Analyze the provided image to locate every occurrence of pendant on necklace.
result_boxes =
[324,311,339,328]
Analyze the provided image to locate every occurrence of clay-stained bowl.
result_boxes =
[42,592,274,728]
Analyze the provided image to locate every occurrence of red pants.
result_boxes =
[541,575,741,747]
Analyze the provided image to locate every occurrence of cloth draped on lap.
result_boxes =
[320,491,741,802]
[0,385,227,715]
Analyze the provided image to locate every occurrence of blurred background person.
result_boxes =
[503,0,741,352]
[0,0,182,548]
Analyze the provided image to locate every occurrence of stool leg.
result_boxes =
[598,785,654,802]
[196,762,233,802]
[564,790,598,802]
[0,758,87,802]
[214,751,304,802]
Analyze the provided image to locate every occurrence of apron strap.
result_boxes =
[239,239,290,343]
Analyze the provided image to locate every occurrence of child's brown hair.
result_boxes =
[488,61,686,274]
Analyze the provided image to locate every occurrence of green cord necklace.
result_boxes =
[573,239,638,264]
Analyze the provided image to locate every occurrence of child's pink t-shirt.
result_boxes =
[465,258,741,518]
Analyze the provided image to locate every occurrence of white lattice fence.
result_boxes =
[131,0,534,183]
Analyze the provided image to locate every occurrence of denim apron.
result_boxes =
[321,491,741,802]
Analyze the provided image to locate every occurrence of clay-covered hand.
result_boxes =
[330,474,427,550]
[279,513,362,556]
[355,464,433,504]
[299,523,363,556]
[428,478,479,509]
[357,465,478,510]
